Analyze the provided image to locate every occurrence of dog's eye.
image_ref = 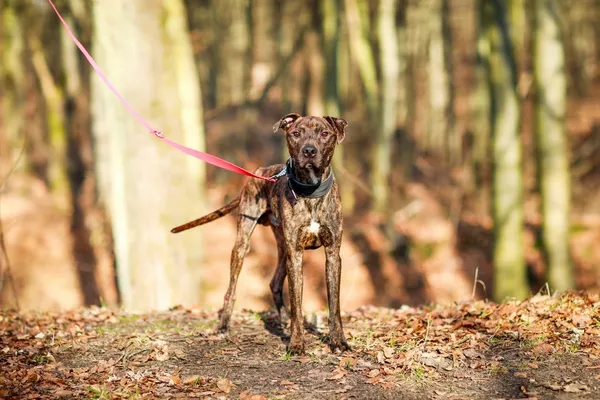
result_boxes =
[320,131,329,138]
[291,130,300,138]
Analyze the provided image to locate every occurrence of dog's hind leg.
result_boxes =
[269,226,288,323]
[218,190,267,333]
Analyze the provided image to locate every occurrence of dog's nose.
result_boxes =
[302,145,317,158]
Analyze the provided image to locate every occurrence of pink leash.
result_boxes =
[47,0,274,182]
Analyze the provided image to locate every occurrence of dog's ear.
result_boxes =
[324,116,348,143]
[273,113,301,133]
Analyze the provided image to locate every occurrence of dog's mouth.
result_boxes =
[297,158,321,170]
[293,161,323,185]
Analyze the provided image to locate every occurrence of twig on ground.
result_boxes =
[120,348,147,367]
[471,267,479,300]
[470,266,487,300]
[418,318,431,348]
[226,337,244,352]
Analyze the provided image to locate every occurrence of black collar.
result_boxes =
[272,158,334,202]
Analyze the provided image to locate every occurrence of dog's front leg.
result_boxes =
[325,244,351,353]
[285,246,305,355]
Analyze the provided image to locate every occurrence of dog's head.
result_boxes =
[273,113,347,177]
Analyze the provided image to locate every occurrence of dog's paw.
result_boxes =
[329,336,351,354]
[287,340,306,356]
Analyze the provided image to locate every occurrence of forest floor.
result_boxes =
[1,292,599,400]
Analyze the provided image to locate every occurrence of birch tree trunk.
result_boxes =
[533,0,574,292]
[372,0,399,215]
[93,0,206,310]
[486,0,528,301]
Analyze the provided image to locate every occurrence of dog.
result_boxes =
[171,113,350,355]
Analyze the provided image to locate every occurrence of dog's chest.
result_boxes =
[297,201,328,249]
[307,220,321,235]
[299,218,322,249]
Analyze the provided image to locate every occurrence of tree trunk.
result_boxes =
[214,0,250,108]
[472,0,491,184]
[59,0,105,307]
[321,0,354,214]
[163,0,207,187]
[533,0,574,292]
[28,34,70,201]
[92,0,206,310]
[371,0,399,215]
[486,0,528,302]
[305,31,325,116]
[395,3,413,184]
[249,0,276,101]
[0,1,26,164]
[508,0,526,65]
[427,0,455,162]
[279,0,307,112]
[564,0,597,95]
[469,0,493,215]
[343,0,378,120]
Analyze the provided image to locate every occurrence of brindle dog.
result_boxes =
[171,113,350,355]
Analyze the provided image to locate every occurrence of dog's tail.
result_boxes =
[170,197,241,233]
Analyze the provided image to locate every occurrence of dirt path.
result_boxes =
[1,292,599,399]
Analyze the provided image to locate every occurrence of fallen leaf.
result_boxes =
[463,348,482,359]
[217,378,232,393]
[240,391,268,400]
[514,372,528,379]
[383,346,394,358]
[280,380,295,386]
[327,367,347,381]
[340,357,357,368]
[572,314,591,328]
[545,383,562,391]
[563,383,589,393]
[532,343,554,354]
[419,354,453,370]
[183,375,202,385]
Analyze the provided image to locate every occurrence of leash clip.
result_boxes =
[270,165,287,181]
[153,130,164,138]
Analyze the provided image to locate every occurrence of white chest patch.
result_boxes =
[308,220,320,234]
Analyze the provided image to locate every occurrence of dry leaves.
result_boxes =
[342,291,600,386]
[216,377,232,393]
[0,292,598,398]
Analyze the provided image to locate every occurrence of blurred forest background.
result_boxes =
[1,0,600,313]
